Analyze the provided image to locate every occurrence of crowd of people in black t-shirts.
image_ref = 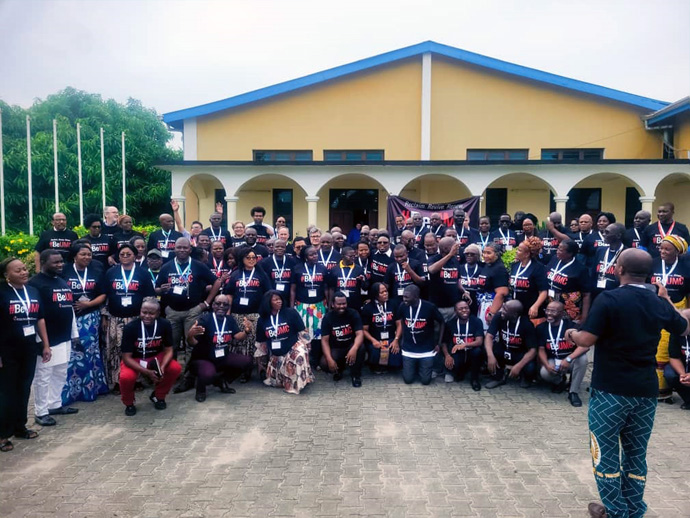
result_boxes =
[1,200,690,454]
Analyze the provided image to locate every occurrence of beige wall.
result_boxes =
[430,57,663,160]
[675,114,690,159]
[236,176,308,231]
[655,174,690,224]
[196,59,422,160]
[569,174,638,222]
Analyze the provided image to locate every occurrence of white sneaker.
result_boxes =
[444,374,454,383]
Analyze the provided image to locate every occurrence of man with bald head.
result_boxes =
[201,212,232,248]
[567,248,690,518]
[540,212,566,265]
[400,230,425,263]
[34,212,80,271]
[428,213,447,241]
[484,299,538,389]
[156,237,222,362]
[147,213,183,262]
[411,212,429,249]
[591,223,626,300]
[624,210,651,249]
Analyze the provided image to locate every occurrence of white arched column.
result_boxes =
[639,196,656,214]
[305,196,320,226]
[553,196,569,217]
[224,196,239,224]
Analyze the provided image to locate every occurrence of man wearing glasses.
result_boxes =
[370,233,394,285]
[34,212,79,272]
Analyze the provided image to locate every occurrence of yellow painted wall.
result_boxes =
[655,174,690,224]
[430,57,662,160]
[236,176,308,232]
[399,176,471,203]
[484,175,551,222]
[196,59,422,161]
[674,114,690,159]
[569,175,636,221]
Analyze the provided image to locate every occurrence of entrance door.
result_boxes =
[329,189,379,234]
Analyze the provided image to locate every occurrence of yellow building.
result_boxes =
[160,41,690,233]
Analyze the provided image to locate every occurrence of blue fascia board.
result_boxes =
[162,40,669,129]
[646,101,690,126]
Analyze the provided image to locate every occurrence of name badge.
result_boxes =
[504,351,512,361]
[214,348,226,358]
[555,359,563,368]
[397,288,404,296]
[139,359,149,369]
[173,285,185,295]
[380,331,389,340]
[342,290,350,298]
[361,288,368,296]
[548,289,555,298]
[276,283,286,292]
[597,278,607,289]
[121,296,132,307]
[161,250,170,258]
[271,340,282,350]
[23,325,36,337]
[78,295,90,302]
[505,245,513,251]
[308,289,317,298]
[239,297,250,306]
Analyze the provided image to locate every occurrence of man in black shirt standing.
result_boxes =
[147,213,183,262]
[29,250,79,426]
[200,212,232,248]
[567,249,690,518]
[624,210,651,250]
[640,202,690,258]
[34,213,79,272]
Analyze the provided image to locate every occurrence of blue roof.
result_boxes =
[163,40,669,130]
[645,96,690,127]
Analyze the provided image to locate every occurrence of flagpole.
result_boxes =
[121,131,126,215]
[77,122,84,225]
[100,127,106,211]
[26,116,34,235]
[0,108,5,236]
[53,119,59,212]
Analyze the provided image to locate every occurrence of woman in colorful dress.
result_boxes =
[60,242,109,404]
[545,239,591,323]
[256,290,314,394]
[649,234,690,402]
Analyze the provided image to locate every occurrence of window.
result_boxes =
[566,188,601,223]
[273,189,293,232]
[323,150,384,161]
[466,149,528,161]
[485,188,507,229]
[541,149,604,161]
[253,150,313,162]
[625,187,642,227]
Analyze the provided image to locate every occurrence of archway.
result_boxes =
[568,173,643,227]
[484,173,556,228]
[181,174,225,227]
[654,173,690,224]
[398,173,472,203]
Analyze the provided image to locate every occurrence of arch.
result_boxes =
[180,173,226,226]
[398,173,472,202]
[485,171,558,195]
[234,173,309,231]
[567,172,643,226]
[233,170,316,198]
[484,172,556,224]
[654,172,690,224]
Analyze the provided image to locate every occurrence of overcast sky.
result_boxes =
[2,0,689,121]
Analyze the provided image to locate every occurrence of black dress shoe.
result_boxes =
[587,502,607,518]
[173,377,195,394]
[568,392,583,407]
[149,392,167,410]
[352,377,362,388]
[48,406,79,415]
[333,372,343,382]
[471,380,481,391]
[34,415,57,426]
[124,405,137,416]
[195,391,207,403]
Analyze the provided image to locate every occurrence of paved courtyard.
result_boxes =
[1,368,689,518]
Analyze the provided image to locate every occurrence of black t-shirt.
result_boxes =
[582,284,689,397]
[428,254,462,308]
[190,312,242,362]
[200,227,232,248]
[0,283,43,356]
[321,309,363,349]
[27,272,74,344]
[207,256,232,280]
[428,225,447,241]
[361,300,398,342]
[147,229,184,261]
[649,257,690,304]
[412,225,429,249]
[112,231,144,257]
[157,258,217,311]
[369,251,393,284]
[590,245,624,295]
[545,256,590,295]
[101,223,121,238]
[472,232,493,250]
[624,227,645,250]
[104,264,155,318]
[231,236,248,248]
[291,262,328,304]
[490,229,518,250]
[453,226,480,250]
[256,308,305,356]
[317,248,341,272]
[510,260,548,318]
[581,231,607,268]
[35,229,79,261]
[246,224,271,245]
[487,314,537,359]
[443,315,484,349]
[238,243,270,262]
[396,300,444,354]
[385,259,423,304]
[121,317,173,359]
[538,229,562,265]
[641,221,690,257]
[476,261,509,296]
[61,263,104,313]
[223,267,270,314]
[459,262,482,313]
[668,333,690,373]
[87,233,113,269]
[329,264,365,310]
[408,247,426,264]
[567,230,593,251]
[537,319,577,360]
[260,254,297,297]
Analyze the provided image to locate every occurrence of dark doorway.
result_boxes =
[329,189,379,234]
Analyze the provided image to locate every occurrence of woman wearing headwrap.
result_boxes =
[649,234,690,402]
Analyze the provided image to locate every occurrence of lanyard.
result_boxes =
[659,221,675,239]
[456,319,470,342]
[161,229,171,250]
[74,266,89,295]
[506,317,521,345]
[272,255,286,281]
[597,231,604,242]
[212,313,227,343]
[357,257,368,275]
[512,260,531,286]
[479,233,490,249]
[121,265,136,294]
[395,262,407,283]
[241,268,256,296]
[140,320,158,359]
[433,225,443,237]
[684,337,690,371]
[270,310,281,337]
[209,226,222,241]
[498,228,511,244]
[661,258,679,286]
[600,246,622,278]
[458,226,466,242]
[305,263,318,289]
[376,302,388,325]
[634,228,641,242]
[548,320,564,355]
[149,269,159,285]
[10,284,31,316]
[464,264,478,285]
[408,302,422,344]
[549,258,575,289]
[175,259,192,283]
[319,249,333,267]
[340,265,355,286]
[414,225,424,237]
[212,256,224,274]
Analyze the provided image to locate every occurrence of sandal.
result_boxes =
[14,429,39,440]
[0,439,14,452]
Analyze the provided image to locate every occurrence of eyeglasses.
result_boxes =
[245,256,257,260]
[377,240,389,244]
[213,302,230,306]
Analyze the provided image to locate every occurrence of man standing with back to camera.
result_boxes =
[566,248,690,518]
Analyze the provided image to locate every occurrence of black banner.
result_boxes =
[387,195,480,235]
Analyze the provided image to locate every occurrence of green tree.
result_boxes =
[0,88,181,232]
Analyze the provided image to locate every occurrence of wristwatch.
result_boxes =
[565,357,573,364]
